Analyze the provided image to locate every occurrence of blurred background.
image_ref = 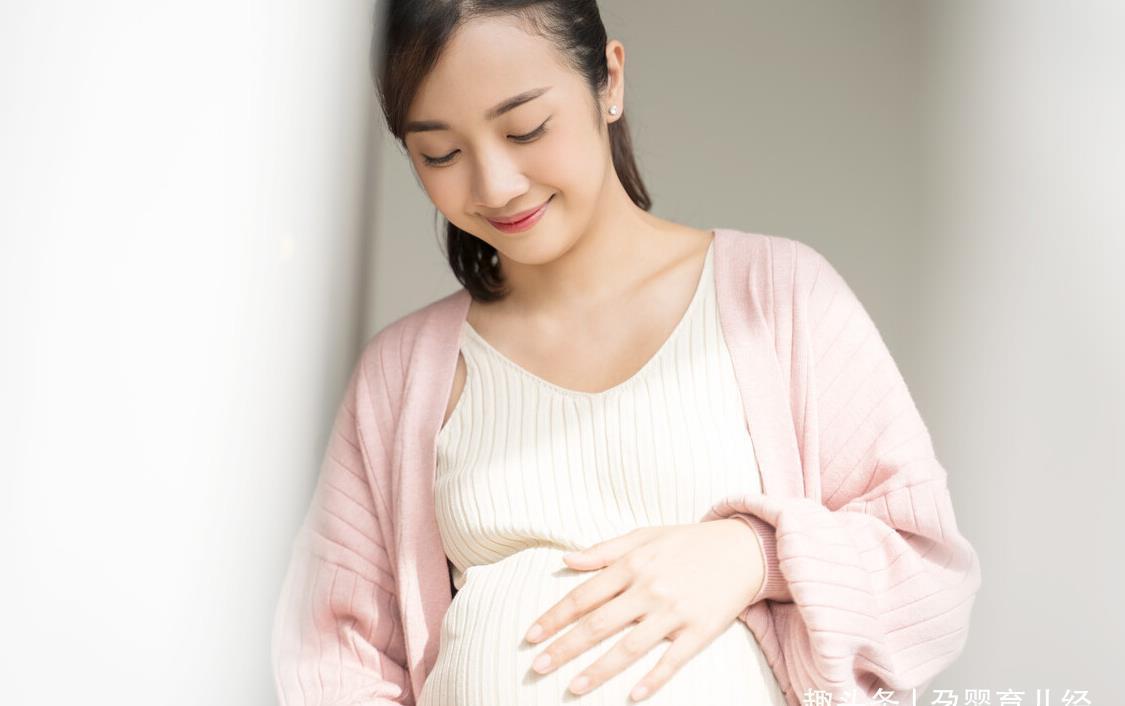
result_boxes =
[1,1,1120,704]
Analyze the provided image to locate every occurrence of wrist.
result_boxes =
[726,514,791,604]
[717,517,766,602]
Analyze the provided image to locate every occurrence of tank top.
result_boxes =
[419,238,788,705]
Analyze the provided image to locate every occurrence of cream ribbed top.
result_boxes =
[420,238,787,705]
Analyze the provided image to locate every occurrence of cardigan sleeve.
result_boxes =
[727,512,793,604]
[702,241,982,704]
[270,352,413,705]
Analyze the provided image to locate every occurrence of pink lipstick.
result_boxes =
[487,194,553,233]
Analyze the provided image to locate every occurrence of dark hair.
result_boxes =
[372,0,652,302]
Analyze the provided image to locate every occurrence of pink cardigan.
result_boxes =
[271,228,982,706]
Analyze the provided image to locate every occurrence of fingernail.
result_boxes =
[532,652,551,673]
[525,623,543,642]
[569,675,590,694]
[630,684,649,701]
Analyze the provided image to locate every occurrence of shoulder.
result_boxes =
[352,287,469,400]
[715,228,874,367]
[715,228,842,305]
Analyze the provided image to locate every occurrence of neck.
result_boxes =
[494,175,691,322]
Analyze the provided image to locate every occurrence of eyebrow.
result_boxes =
[404,86,552,135]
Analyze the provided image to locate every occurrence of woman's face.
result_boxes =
[402,17,615,264]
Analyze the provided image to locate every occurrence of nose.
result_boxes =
[471,150,529,214]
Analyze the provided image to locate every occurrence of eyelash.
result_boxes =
[421,119,551,167]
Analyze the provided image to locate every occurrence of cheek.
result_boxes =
[530,126,603,201]
[417,170,461,212]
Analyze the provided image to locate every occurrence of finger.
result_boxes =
[564,609,681,697]
[627,625,712,702]
[530,585,649,677]
[563,528,652,568]
[524,559,632,645]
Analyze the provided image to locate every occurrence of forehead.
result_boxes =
[408,16,576,123]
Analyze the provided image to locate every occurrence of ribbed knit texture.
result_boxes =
[417,238,787,705]
[270,229,982,706]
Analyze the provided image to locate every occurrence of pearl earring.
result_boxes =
[608,104,619,116]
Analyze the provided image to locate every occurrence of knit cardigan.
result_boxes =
[270,228,982,706]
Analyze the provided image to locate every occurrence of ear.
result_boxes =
[601,39,626,122]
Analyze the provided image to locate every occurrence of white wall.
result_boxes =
[918,1,1124,700]
[0,1,378,703]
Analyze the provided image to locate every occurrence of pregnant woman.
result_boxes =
[271,2,982,705]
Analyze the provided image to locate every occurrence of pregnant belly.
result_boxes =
[418,546,786,706]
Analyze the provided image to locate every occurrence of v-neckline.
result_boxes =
[457,232,716,398]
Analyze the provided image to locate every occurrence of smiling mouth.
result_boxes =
[489,195,553,225]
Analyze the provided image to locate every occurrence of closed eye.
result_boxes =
[421,117,551,167]
[510,118,550,143]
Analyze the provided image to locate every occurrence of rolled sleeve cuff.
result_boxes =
[730,513,792,604]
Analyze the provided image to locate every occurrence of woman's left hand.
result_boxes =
[523,518,766,701]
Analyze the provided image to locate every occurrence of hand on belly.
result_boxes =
[517,520,768,701]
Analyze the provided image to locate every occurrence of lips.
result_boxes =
[488,196,552,226]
